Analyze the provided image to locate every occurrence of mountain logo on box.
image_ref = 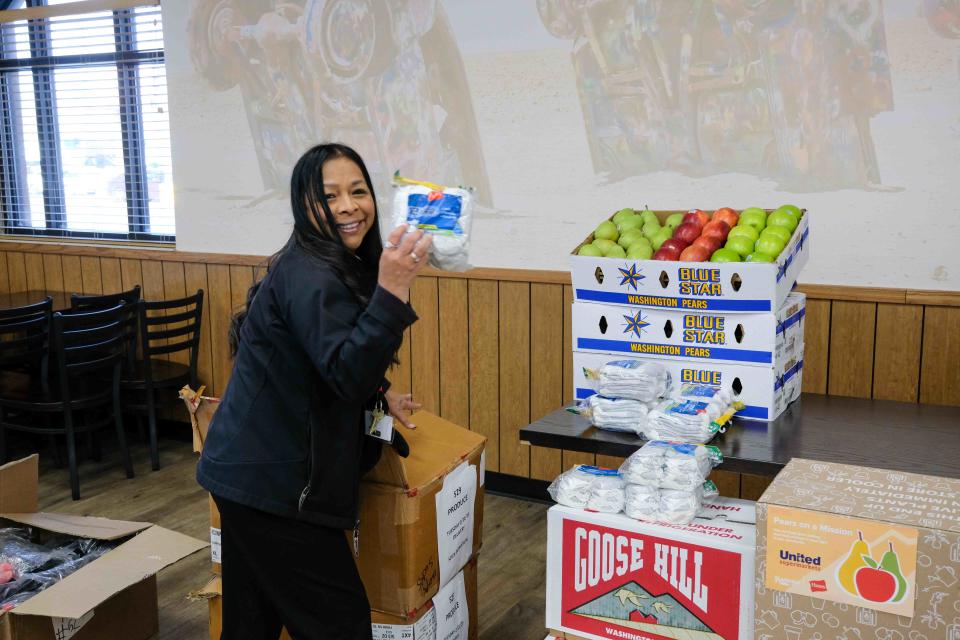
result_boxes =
[622,310,650,339]
[618,264,645,290]
[569,582,721,640]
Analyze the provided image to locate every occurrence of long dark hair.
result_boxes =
[228,143,384,356]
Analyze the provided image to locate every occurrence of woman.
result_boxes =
[197,143,432,639]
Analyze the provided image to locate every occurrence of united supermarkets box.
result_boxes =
[572,293,805,367]
[755,459,960,640]
[546,497,757,640]
[573,349,803,422]
[570,210,809,313]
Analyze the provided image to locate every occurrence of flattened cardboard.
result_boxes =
[1,513,151,541]
[180,385,219,453]
[0,455,38,514]
[756,459,960,640]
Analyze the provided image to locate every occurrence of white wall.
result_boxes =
[165,1,959,290]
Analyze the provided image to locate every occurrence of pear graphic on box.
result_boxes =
[569,581,723,639]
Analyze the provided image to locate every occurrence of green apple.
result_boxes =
[578,244,604,257]
[664,213,685,230]
[626,242,653,260]
[612,208,636,224]
[642,221,661,239]
[605,244,627,258]
[739,207,767,233]
[725,235,755,257]
[618,229,645,248]
[617,215,645,232]
[592,238,617,254]
[774,204,802,224]
[710,248,741,263]
[651,227,673,250]
[760,225,792,245]
[746,252,775,263]
[755,235,786,257]
[594,220,619,241]
[640,209,659,226]
[767,210,798,232]
[728,225,759,243]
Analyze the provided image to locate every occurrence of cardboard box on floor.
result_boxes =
[755,459,960,640]
[197,556,479,640]
[0,455,207,640]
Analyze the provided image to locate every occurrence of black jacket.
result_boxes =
[197,246,417,529]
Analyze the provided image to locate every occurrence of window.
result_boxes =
[0,0,173,243]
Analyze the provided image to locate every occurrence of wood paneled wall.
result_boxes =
[1,242,958,497]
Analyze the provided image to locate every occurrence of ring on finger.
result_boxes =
[410,251,420,263]
[384,241,397,250]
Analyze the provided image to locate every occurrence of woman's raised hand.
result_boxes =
[378,225,432,301]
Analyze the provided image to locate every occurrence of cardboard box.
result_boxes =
[572,292,805,366]
[180,385,219,454]
[570,210,809,313]
[546,497,757,640]
[573,348,803,421]
[0,455,207,640]
[755,459,960,640]
[358,411,486,616]
[198,556,479,640]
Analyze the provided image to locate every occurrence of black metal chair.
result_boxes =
[0,303,133,500]
[121,290,204,471]
[70,285,142,373]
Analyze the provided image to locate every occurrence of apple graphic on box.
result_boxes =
[739,208,767,233]
[760,225,792,245]
[854,566,898,603]
[617,215,645,233]
[746,252,775,263]
[712,207,739,228]
[652,227,673,250]
[710,248,741,263]
[642,221,662,239]
[693,235,721,254]
[728,224,759,243]
[756,235,787,257]
[595,221,619,241]
[640,209,659,226]
[680,245,710,262]
[578,244,603,257]
[725,235,755,258]
[767,210,798,233]
[701,220,731,242]
[673,223,701,245]
[660,238,689,254]
[664,213,685,230]
[683,210,710,229]
[627,243,654,260]
[618,229,646,249]
[592,239,618,254]
[613,208,636,224]
[605,244,627,258]
[654,246,681,261]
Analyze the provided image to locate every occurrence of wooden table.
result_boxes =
[519,393,960,478]
[0,290,72,311]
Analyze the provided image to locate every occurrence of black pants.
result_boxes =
[213,495,372,640]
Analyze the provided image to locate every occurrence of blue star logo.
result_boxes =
[622,310,649,339]
[618,263,645,290]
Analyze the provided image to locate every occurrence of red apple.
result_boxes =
[854,567,897,603]
[683,209,710,228]
[713,207,739,228]
[679,245,710,262]
[693,235,721,254]
[702,220,731,242]
[653,247,681,261]
[660,238,689,254]
[672,223,701,245]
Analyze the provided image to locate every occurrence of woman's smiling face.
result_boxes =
[317,156,376,252]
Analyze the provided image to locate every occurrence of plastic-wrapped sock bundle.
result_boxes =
[624,484,660,521]
[548,465,622,511]
[584,360,670,402]
[624,481,719,525]
[579,395,650,436]
[642,386,742,445]
[619,441,722,490]
[391,175,474,272]
[587,474,626,514]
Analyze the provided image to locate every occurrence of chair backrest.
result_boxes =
[70,285,141,366]
[138,290,204,380]
[0,297,53,373]
[51,303,127,380]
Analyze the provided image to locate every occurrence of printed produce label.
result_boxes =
[372,623,414,640]
[210,527,221,563]
[433,570,469,640]
[765,505,918,617]
[560,518,743,640]
[435,462,476,588]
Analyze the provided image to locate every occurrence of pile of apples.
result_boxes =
[578,206,802,263]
